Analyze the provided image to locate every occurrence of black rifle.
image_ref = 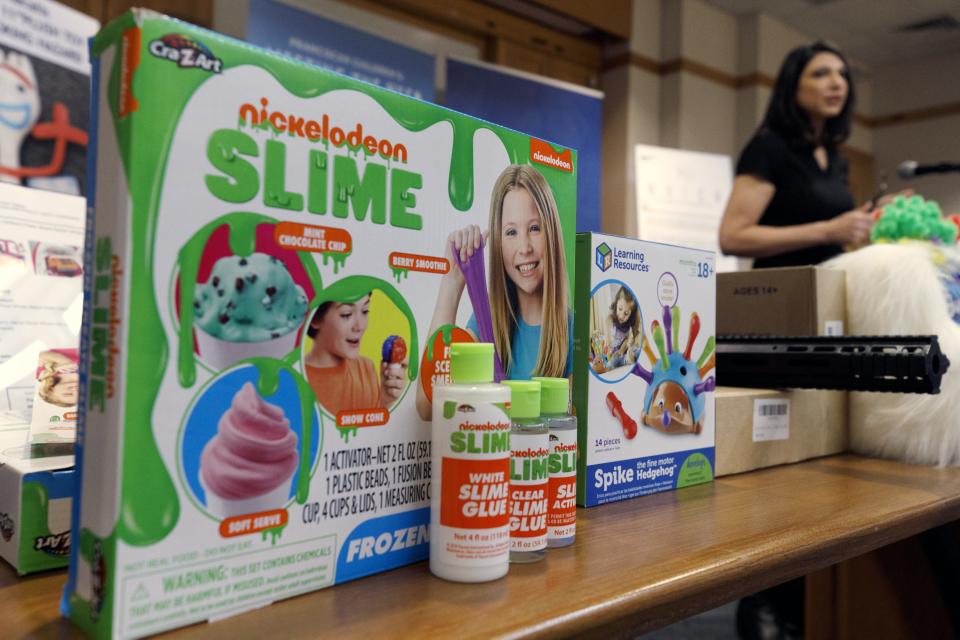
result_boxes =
[716,335,949,394]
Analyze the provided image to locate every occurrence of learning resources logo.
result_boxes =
[596,242,612,272]
[596,242,649,273]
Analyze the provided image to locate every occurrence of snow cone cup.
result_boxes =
[195,327,299,371]
[199,382,300,519]
[380,334,407,381]
[202,474,293,519]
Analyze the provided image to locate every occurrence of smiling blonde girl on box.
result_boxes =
[416,165,571,420]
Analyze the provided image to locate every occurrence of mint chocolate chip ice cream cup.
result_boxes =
[193,253,309,370]
[195,330,301,372]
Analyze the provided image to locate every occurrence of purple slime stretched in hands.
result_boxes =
[452,238,507,382]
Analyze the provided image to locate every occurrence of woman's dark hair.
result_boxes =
[762,42,855,146]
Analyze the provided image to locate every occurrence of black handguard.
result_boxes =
[716,335,949,394]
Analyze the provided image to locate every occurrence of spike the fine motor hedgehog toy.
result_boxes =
[630,305,715,435]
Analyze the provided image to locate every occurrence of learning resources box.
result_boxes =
[573,233,715,506]
[64,11,577,638]
[0,425,74,575]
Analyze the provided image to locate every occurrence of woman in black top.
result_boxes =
[719,42,874,268]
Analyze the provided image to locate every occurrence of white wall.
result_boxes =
[754,13,809,78]
[601,62,634,236]
[667,0,738,157]
[600,0,663,236]
[631,0,662,60]
[874,117,960,214]
[680,0,737,72]
[734,13,807,152]
[871,50,960,116]
[870,51,960,213]
[676,75,737,155]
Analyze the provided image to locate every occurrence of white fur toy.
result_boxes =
[826,242,960,465]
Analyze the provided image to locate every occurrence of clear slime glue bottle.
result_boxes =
[503,380,549,563]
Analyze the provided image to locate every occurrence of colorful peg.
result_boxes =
[698,353,715,380]
[671,306,681,353]
[606,391,638,439]
[663,305,673,354]
[697,335,715,369]
[651,320,669,371]
[684,312,700,361]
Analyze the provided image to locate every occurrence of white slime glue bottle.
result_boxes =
[430,342,512,582]
[502,380,549,563]
[533,377,577,548]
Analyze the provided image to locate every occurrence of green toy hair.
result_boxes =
[871,195,957,244]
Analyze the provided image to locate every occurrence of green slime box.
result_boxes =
[64,10,577,637]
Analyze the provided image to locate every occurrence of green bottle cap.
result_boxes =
[532,377,568,414]
[450,342,493,384]
[502,380,541,419]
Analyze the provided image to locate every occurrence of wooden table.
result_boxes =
[7,454,960,639]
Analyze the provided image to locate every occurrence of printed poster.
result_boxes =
[0,182,84,417]
[0,0,99,195]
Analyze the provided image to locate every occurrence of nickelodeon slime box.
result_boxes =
[64,11,576,637]
[573,233,715,506]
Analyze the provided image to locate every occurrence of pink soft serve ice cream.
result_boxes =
[201,382,299,502]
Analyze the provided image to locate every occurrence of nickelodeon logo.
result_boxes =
[530,139,573,173]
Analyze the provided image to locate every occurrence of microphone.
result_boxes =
[898,160,960,179]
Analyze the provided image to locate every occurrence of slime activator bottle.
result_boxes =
[503,380,549,563]
[533,377,577,548]
[430,343,511,582]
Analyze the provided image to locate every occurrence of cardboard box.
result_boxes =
[65,11,577,637]
[573,232,716,506]
[718,267,845,336]
[0,423,74,574]
[714,387,847,476]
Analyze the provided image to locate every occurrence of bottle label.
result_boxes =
[509,431,549,551]
[548,429,577,539]
[434,397,511,566]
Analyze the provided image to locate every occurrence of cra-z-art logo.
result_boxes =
[596,242,612,272]
[149,34,223,73]
[34,530,71,556]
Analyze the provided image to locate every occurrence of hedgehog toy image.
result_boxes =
[632,305,715,435]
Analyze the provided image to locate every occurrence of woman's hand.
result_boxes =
[443,225,487,290]
[826,206,874,245]
[873,188,915,210]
